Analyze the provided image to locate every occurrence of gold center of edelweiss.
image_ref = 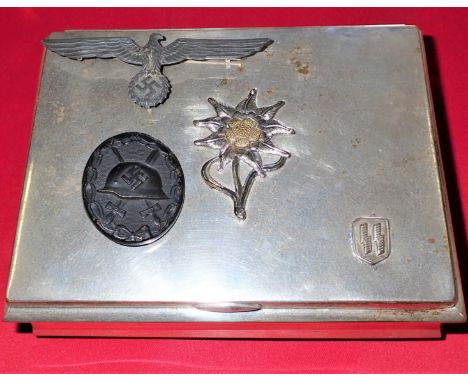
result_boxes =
[225,118,262,148]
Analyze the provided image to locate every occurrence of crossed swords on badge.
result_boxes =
[43,33,273,108]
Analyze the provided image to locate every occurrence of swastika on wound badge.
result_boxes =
[351,217,390,265]
[82,132,184,246]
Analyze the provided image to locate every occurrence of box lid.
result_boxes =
[5,26,465,323]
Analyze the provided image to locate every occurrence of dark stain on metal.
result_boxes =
[219,78,231,86]
[265,49,274,58]
[351,138,361,148]
[289,54,310,76]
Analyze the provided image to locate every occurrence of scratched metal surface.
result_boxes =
[5,26,464,322]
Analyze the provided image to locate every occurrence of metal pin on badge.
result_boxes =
[42,33,273,108]
[193,89,295,220]
[82,132,184,246]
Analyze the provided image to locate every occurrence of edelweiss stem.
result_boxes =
[201,156,289,220]
[231,158,247,220]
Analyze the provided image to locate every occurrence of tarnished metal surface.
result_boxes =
[5,26,465,323]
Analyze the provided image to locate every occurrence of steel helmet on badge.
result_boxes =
[98,162,168,200]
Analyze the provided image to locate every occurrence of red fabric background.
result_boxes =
[0,7,467,373]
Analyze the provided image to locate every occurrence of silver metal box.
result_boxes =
[4,26,465,338]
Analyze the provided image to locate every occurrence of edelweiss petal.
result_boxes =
[241,151,265,177]
[208,98,236,118]
[257,101,285,120]
[194,133,225,149]
[193,116,225,132]
[259,139,291,157]
[219,145,234,171]
[235,88,258,112]
[262,120,296,136]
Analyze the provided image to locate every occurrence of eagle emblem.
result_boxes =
[42,33,273,108]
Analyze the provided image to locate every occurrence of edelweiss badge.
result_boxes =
[194,89,295,220]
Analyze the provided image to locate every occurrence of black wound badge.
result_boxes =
[83,132,184,246]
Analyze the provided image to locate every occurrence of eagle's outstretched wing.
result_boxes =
[41,37,146,66]
[161,38,273,65]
